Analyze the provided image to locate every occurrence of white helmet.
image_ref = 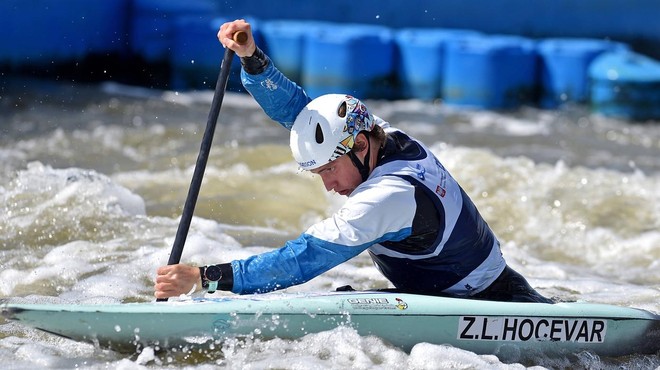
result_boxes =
[290,94,375,171]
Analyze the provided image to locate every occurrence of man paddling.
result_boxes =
[155,19,553,303]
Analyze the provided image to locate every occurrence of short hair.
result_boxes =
[353,124,386,152]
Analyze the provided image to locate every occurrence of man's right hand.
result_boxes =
[217,19,256,57]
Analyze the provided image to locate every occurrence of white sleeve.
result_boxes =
[305,176,416,247]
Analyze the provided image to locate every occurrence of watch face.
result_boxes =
[205,265,222,281]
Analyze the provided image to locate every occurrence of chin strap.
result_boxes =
[348,133,372,182]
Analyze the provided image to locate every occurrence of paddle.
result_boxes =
[158,31,247,302]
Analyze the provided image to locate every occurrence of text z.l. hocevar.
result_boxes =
[457,316,607,342]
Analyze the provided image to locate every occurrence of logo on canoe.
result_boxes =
[346,297,408,311]
[213,318,231,331]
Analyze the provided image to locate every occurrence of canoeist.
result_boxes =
[155,19,553,304]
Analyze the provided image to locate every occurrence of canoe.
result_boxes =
[3,291,659,360]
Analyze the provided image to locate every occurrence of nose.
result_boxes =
[319,172,336,192]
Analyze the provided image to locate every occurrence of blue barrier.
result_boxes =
[301,24,396,100]
[129,0,217,63]
[442,35,538,110]
[171,17,237,91]
[260,20,332,86]
[211,1,660,58]
[589,50,660,121]
[4,1,660,120]
[170,16,264,92]
[169,16,263,92]
[395,28,482,100]
[537,38,628,108]
[0,0,129,67]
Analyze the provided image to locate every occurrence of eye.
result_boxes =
[316,165,335,176]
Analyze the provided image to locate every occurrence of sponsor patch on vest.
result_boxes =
[457,316,607,343]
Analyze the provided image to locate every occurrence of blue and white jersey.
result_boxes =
[230,60,506,296]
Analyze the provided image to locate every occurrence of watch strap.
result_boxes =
[199,263,234,293]
[199,267,209,289]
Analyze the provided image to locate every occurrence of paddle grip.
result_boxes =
[233,31,248,44]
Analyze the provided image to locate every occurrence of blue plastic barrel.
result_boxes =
[537,38,628,108]
[302,23,396,99]
[170,16,242,91]
[171,16,227,90]
[260,20,331,85]
[130,0,217,63]
[589,50,660,121]
[442,35,538,110]
[170,16,265,91]
[395,28,481,100]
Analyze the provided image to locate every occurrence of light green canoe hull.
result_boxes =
[3,292,659,359]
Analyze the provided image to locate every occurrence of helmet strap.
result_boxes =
[348,133,371,182]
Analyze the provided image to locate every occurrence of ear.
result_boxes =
[353,132,369,154]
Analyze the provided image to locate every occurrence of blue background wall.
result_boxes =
[214,0,660,57]
[2,0,660,119]
[3,0,660,65]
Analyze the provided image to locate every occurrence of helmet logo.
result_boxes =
[330,96,374,160]
[343,96,374,137]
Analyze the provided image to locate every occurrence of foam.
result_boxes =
[2,82,658,368]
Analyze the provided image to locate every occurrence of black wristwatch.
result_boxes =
[200,265,223,293]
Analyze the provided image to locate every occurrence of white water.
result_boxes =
[1,79,659,369]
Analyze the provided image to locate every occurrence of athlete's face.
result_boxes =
[310,132,371,196]
[311,154,363,196]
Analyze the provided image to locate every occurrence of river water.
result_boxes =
[0,77,659,369]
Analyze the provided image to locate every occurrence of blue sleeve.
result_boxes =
[241,61,312,130]
[230,233,369,294]
[228,176,416,294]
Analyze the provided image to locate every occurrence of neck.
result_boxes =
[366,136,379,171]
[370,134,387,170]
